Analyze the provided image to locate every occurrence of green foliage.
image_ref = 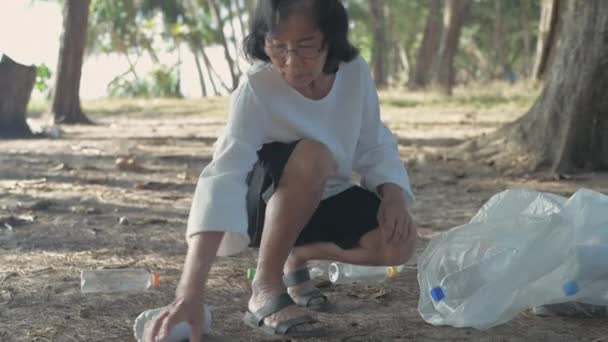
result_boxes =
[456,0,541,81]
[107,65,182,98]
[35,63,52,92]
[83,0,544,96]
[88,0,149,55]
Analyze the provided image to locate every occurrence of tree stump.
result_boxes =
[0,55,36,138]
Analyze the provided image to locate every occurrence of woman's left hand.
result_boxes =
[377,184,415,246]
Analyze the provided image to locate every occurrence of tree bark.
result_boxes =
[369,0,389,88]
[531,0,562,81]
[493,0,506,76]
[432,0,468,95]
[0,55,36,138]
[193,49,208,97]
[52,0,92,124]
[410,0,443,89]
[245,0,256,23]
[209,0,240,91]
[235,0,248,43]
[226,0,244,77]
[472,0,608,173]
[201,49,226,95]
[520,0,533,76]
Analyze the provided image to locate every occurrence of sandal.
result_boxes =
[242,293,323,337]
[283,268,330,311]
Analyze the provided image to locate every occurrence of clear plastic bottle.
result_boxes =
[247,265,327,281]
[81,268,159,293]
[328,262,399,284]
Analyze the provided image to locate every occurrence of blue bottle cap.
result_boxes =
[562,280,579,296]
[431,287,445,302]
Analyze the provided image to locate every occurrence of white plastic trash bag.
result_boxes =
[417,188,608,329]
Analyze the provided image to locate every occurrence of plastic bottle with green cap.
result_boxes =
[246,267,256,280]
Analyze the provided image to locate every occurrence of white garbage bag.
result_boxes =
[417,188,608,329]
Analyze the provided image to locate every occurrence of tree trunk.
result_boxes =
[475,0,608,173]
[411,0,443,89]
[245,0,256,23]
[235,0,248,43]
[369,0,389,88]
[0,55,36,138]
[201,49,225,95]
[52,0,92,124]
[432,0,468,95]
[226,0,243,77]
[531,0,562,81]
[493,0,506,76]
[193,49,208,97]
[209,0,240,91]
[520,0,533,77]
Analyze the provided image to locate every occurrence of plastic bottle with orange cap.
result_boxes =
[80,268,160,293]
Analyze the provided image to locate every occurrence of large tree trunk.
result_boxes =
[432,0,468,95]
[0,55,36,138]
[369,0,389,88]
[410,0,443,89]
[469,0,608,173]
[52,0,92,124]
[531,0,562,81]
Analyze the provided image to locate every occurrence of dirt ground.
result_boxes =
[1,86,608,341]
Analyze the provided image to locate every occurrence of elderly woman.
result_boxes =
[146,0,418,340]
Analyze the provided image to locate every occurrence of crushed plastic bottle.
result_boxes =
[133,303,212,341]
[81,268,159,294]
[328,262,399,284]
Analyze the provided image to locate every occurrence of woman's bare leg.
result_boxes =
[248,140,335,329]
[284,223,417,304]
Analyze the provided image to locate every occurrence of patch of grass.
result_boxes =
[379,81,539,111]
[82,97,229,118]
[23,81,539,122]
[453,93,535,108]
[26,99,49,118]
[380,98,421,108]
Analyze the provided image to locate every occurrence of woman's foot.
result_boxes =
[283,246,328,308]
[248,275,321,334]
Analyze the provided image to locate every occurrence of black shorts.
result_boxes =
[246,141,380,250]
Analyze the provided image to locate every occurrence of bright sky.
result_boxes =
[0,0,237,99]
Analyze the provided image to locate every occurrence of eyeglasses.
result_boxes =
[264,44,323,60]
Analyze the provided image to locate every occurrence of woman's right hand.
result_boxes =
[143,295,204,342]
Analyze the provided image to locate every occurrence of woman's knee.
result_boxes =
[282,139,335,185]
[382,232,417,265]
[360,227,417,266]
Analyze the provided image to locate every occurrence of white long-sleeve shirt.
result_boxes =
[187,55,415,256]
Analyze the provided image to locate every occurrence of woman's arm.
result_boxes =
[144,232,223,342]
[353,59,415,206]
[176,232,224,299]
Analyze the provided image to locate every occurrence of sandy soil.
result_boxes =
[1,91,608,341]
